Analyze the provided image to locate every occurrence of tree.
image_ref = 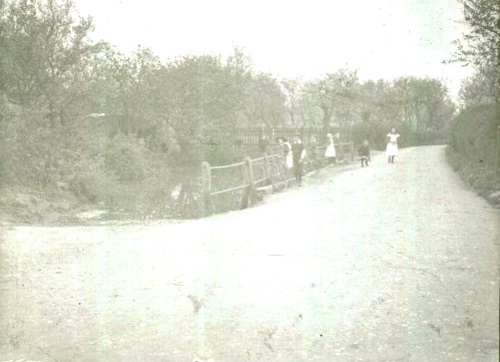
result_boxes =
[152,54,242,162]
[458,70,497,108]
[96,46,163,136]
[305,69,359,133]
[453,0,500,104]
[393,77,455,131]
[240,72,287,128]
[0,0,97,123]
[359,79,403,125]
[281,78,302,126]
[0,0,103,185]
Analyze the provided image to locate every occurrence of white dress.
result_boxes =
[325,141,336,158]
[284,142,293,169]
[386,133,400,156]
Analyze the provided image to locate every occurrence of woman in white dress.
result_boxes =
[276,136,293,169]
[324,133,336,165]
[386,128,400,163]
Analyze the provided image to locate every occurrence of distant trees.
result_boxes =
[302,69,359,133]
[392,77,455,131]
[155,54,243,160]
[0,0,459,211]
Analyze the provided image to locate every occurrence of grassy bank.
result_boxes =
[446,103,500,207]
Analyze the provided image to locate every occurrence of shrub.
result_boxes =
[446,103,500,206]
[351,122,391,150]
[449,103,500,168]
[104,133,152,182]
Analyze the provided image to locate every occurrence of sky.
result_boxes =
[73,0,474,100]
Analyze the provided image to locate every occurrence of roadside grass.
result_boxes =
[447,103,500,207]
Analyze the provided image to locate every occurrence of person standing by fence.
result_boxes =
[386,128,400,163]
[292,133,306,186]
[277,136,293,169]
[325,133,336,165]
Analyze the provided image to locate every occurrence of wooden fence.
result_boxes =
[199,141,355,216]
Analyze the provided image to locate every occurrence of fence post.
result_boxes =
[245,156,255,186]
[201,161,212,216]
[241,156,256,209]
[264,152,271,182]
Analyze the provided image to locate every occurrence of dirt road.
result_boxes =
[1,145,498,361]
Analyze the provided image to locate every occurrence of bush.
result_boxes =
[351,122,391,150]
[104,133,152,182]
[449,103,500,168]
[0,109,68,186]
[446,103,500,206]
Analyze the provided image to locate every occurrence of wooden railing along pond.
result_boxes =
[195,142,355,217]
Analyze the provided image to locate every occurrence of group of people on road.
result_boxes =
[276,134,306,186]
[356,127,400,167]
[273,132,339,187]
[260,127,400,187]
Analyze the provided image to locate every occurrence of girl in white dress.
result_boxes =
[386,128,400,163]
[277,136,293,169]
[324,133,336,165]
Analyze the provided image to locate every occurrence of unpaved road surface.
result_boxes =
[1,145,498,361]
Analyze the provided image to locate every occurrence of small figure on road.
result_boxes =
[324,133,336,165]
[292,133,307,186]
[386,128,400,163]
[357,140,371,167]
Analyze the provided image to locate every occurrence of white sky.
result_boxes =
[73,0,473,100]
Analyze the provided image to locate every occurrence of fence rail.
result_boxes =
[197,141,355,216]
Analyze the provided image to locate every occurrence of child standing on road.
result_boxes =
[324,133,336,165]
[358,140,371,167]
[386,128,400,163]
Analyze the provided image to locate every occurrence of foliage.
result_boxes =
[104,134,152,182]
[392,77,456,131]
[453,0,500,105]
[446,146,498,196]
[0,0,462,220]
[303,69,359,131]
[449,103,500,167]
[351,122,391,150]
[446,104,500,205]
[280,78,303,126]
[458,67,498,108]
[0,0,98,120]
